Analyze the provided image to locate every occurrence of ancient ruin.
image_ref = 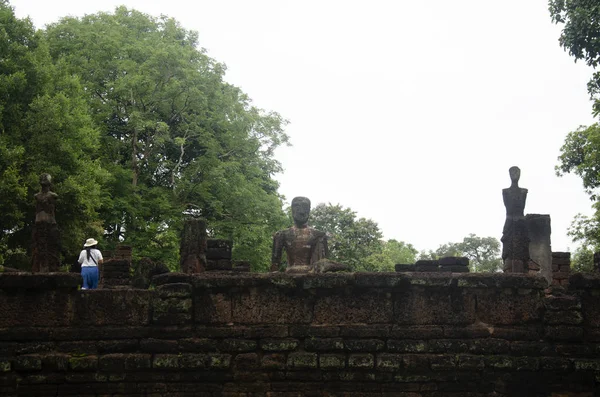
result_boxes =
[206,239,233,271]
[501,166,530,273]
[271,196,329,273]
[100,245,132,289]
[31,173,60,272]
[179,217,207,273]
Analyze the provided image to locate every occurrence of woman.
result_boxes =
[78,238,103,290]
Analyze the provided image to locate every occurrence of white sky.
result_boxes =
[11,0,598,253]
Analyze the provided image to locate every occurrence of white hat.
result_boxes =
[83,238,98,247]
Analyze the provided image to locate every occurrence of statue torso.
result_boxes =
[35,191,58,224]
[502,187,527,218]
[278,227,326,272]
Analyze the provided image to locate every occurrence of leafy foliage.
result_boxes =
[419,234,502,272]
[550,0,600,116]
[308,203,417,271]
[0,1,105,267]
[550,2,600,255]
[0,4,289,270]
[362,239,418,272]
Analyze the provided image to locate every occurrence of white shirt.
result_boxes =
[78,248,103,267]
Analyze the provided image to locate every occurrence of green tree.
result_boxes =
[0,0,105,267]
[550,0,600,116]
[363,239,418,272]
[550,2,600,255]
[43,7,289,270]
[570,244,595,272]
[419,234,502,272]
[309,203,383,270]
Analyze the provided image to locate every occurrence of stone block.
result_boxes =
[219,339,257,352]
[14,355,42,371]
[344,339,385,352]
[457,355,485,370]
[260,339,299,351]
[232,287,313,324]
[544,326,584,342]
[387,340,428,353]
[304,338,344,351]
[319,354,346,370]
[395,264,415,272]
[476,290,543,325]
[195,292,233,324]
[348,354,374,369]
[581,293,600,328]
[544,295,581,311]
[206,259,232,271]
[139,338,179,353]
[261,353,286,370]
[207,353,231,369]
[68,356,98,371]
[314,289,393,324]
[287,353,317,369]
[544,310,583,325]
[0,291,74,327]
[179,338,218,352]
[376,353,402,371]
[156,283,192,298]
[540,357,572,371]
[429,354,456,370]
[394,288,476,325]
[42,354,69,371]
[289,325,340,338]
[233,353,259,370]
[443,325,491,338]
[98,354,127,372]
[124,354,152,370]
[468,338,510,354]
[339,325,390,338]
[72,290,151,326]
[439,257,469,266]
[390,325,444,339]
[428,339,469,353]
[491,326,541,341]
[152,354,180,369]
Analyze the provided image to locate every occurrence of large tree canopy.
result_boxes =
[551,1,600,256]
[0,0,105,267]
[550,0,600,116]
[0,4,289,270]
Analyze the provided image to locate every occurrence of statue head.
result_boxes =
[291,196,311,227]
[39,173,52,188]
[509,166,520,184]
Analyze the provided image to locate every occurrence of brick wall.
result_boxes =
[1,272,599,396]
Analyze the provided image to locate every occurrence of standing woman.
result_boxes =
[78,238,103,290]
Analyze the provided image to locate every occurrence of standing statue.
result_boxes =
[31,173,60,272]
[501,166,529,273]
[271,196,328,273]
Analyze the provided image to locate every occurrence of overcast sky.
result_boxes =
[11,0,598,253]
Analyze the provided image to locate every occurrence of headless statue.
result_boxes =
[501,166,529,273]
[271,196,328,273]
[32,173,60,272]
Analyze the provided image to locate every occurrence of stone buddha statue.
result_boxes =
[270,196,328,273]
[501,166,529,273]
[32,173,60,272]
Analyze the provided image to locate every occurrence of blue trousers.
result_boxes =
[81,266,99,289]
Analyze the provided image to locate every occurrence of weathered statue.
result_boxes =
[271,196,328,273]
[31,173,60,272]
[501,166,529,273]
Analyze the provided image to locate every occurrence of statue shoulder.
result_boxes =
[310,228,327,238]
[274,228,292,239]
